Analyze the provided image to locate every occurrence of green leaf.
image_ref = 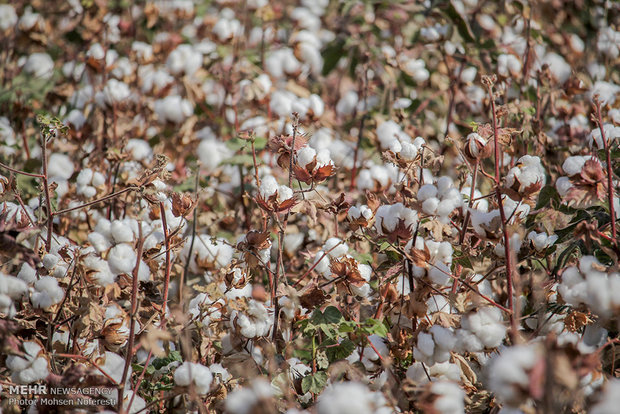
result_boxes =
[301,371,328,394]
[321,38,346,76]
[362,318,389,337]
[152,350,182,370]
[444,1,476,44]
[536,186,560,210]
[324,338,356,361]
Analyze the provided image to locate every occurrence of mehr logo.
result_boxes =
[8,385,48,395]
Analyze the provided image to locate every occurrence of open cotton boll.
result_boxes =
[596,26,620,59]
[6,341,49,384]
[31,276,64,310]
[166,44,202,77]
[486,343,542,407]
[17,263,37,284]
[407,361,461,384]
[336,90,359,117]
[83,254,116,286]
[590,378,620,414]
[497,53,522,77]
[431,381,465,414]
[505,155,546,191]
[0,4,17,30]
[527,231,558,251]
[376,120,411,149]
[375,203,418,235]
[99,79,131,106]
[48,153,74,180]
[230,300,272,338]
[317,381,390,414]
[589,124,620,149]
[197,137,232,172]
[182,235,233,272]
[0,273,28,316]
[107,243,137,275]
[110,220,136,244]
[225,379,274,414]
[458,307,507,352]
[589,80,620,106]
[297,146,317,168]
[174,362,213,394]
[153,95,193,124]
[21,52,54,80]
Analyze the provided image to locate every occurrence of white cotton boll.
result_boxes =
[431,381,465,414]
[542,52,571,84]
[111,220,135,244]
[461,66,477,83]
[277,185,293,201]
[107,243,137,275]
[401,58,430,83]
[166,44,202,77]
[0,273,28,306]
[269,90,295,117]
[297,146,316,168]
[17,263,37,284]
[589,124,620,148]
[174,362,213,394]
[323,237,348,258]
[427,295,451,314]
[555,176,572,196]
[100,79,131,106]
[399,141,419,160]
[590,379,620,414]
[317,382,388,414]
[76,168,94,186]
[0,4,17,30]
[429,263,452,286]
[436,199,458,218]
[88,231,111,253]
[497,54,522,77]
[197,137,231,171]
[154,95,193,124]
[210,363,231,384]
[376,120,410,149]
[83,254,116,286]
[597,26,620,59]
[97,352,127,385]
[336,91,359,117]
[418,184,438,201]
[487,344,541,406]
[31,276,64,309]
[22,53,54,80]
[527,231,558,251]
[126,139,153,162]
[48,153,74,180]
[225,379,274,414]
[6,341,49,384]
[416,332,435,359]
[283,233,304,256]
[422,197,439,215]
[589,81,620,106]
[42,253,60,270]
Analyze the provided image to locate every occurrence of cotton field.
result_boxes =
[0,1,619,413]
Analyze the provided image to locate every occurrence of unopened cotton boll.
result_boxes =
[31,276,64,310]
[174,362,213,394]
[107,243,137,275]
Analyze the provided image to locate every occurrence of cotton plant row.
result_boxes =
[1,0,620,413]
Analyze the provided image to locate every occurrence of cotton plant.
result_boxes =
[173,361,213,394]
